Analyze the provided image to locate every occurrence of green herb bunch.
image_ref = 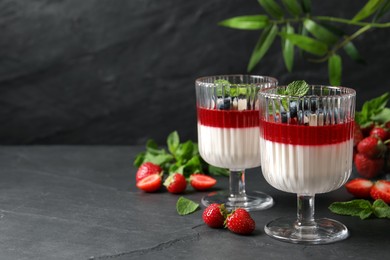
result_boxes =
[219,0,390,86]
[134,131,229,178]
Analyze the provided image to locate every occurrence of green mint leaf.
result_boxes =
[218,15,269,30]
[371,107,390,124]
[208,165,230,177]
[133,152,145,167]
[286,80,309,96]
[175,140,194,164]
[372,199,390,219]
[167,131,180,155]
[176,197,200,216]
[143,152,174,166]
[182,156,203,178]
[329,199,373,220]
[357,92,390,126]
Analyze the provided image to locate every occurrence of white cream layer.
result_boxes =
[260,138,353,194]
[198,124,261,170]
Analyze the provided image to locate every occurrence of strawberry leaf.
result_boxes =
[176,197,200,215]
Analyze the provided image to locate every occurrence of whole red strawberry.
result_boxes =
[164,173,187,194]
[370,126,389,141]
[202,203,227,228]
[354,153,384,178]
[136,162,162,182]
[353,122,364,147]
[225,208,255,235]
[357,136,386,159]
[370,180,390,204]
[345,178,373,198]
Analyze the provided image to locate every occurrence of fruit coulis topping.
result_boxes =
[260,119,354,145]
[197,107,258,128]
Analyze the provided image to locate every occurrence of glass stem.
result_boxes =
[296,194,316,228]
[229,169,246,201]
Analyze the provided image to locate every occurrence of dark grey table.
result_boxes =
[0,146,388,260]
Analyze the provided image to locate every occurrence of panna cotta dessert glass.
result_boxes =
[258,84,356,244]
[195,75,277,211]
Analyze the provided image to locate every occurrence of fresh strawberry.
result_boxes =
[225,208,255,235]
[361,123,374,137]
[164,173,187,194]
[190,174,217,191]
[202,203,227,228]
[345,178,373,198]
[136,162,162,182]
[136,173,162,192]
[370,180,390,204]
[370,126,389,141]
[354,153,384,178]
[353,122,364,147]
[357,136,386,158]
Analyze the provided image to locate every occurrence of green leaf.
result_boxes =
[286,80,309,96]
[343,42,366,64]
[303,19,339,45]
[373,0,390,21]
[372,199,390,218]
[352,0,384,22]
[143,152,174,166]
[175,140,195,163]
[176,197,200,216]
[282,0,302,16]
[329,199,373,220]
[371,107,390,123]
[182,156,203,178]
[301,0,312,13]
[133,152,145,167]
[167,131,180,155]
[258,0,284,19]
[247,24,278,72]
[328,54,342,86]
[279,33,328,56]
[281,24,295,72]
[208,165,229,177]
[218,15,269,30]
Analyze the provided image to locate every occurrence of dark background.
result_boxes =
[1,0,389,145]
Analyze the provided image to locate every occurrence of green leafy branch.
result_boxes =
[218,0,390,85]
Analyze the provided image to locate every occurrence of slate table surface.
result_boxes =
[0,146,388,260]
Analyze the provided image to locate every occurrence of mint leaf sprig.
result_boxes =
[329,199,390,220]
[355,92,390,128]
[274,80,309,111]
[134,131,229,178]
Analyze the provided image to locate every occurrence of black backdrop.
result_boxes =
[1,0,389,145]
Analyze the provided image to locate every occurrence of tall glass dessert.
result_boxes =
[258,83,355,243]
[196,75,277,211]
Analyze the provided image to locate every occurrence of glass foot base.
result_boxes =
[264,217,349,244]
[201,191,274,211]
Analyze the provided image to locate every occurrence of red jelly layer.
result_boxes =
[260,120,354,145]
[197,107,259,128]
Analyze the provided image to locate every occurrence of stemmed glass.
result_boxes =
[258,84,356,244]
[195,75,277,211]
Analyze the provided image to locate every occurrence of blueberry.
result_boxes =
[217,97,231,110]
[289,101,298,118]
[299,99,309,110]
[281,111,288,123]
